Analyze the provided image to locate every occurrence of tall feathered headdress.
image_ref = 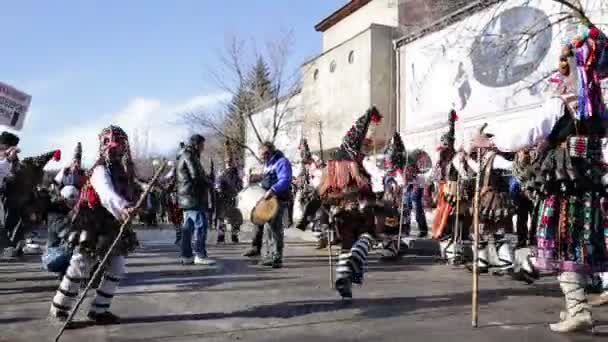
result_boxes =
[333,106,383,162]
[383,132,406,170]
[298,138,313,164]
[437,109,458,151]
[73,142,82,163]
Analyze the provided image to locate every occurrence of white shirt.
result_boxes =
[90,165,129,220]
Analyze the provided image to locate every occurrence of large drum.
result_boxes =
[237,185,266,224]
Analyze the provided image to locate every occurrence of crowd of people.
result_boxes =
[0,21,607,336]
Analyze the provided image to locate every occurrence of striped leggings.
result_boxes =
[50,248,126,316]
[336,233,373,289]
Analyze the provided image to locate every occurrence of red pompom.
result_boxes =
[370,108,382,125]
[53,150,61,161]
[450,110,459,122]
[590,27,601,40]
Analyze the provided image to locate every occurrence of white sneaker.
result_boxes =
[194,256,216,265]
[181,257,194,265]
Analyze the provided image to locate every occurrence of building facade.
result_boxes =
[245,0,608,173]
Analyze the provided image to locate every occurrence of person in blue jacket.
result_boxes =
[245,141,292,268]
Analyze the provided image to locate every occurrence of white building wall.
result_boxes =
[322,0,398,52]
[301,29,373,154]
[301,24,396,155]
[244,93,303,175]
[397,0,608,161]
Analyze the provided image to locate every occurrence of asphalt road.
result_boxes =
[0,226,607,342]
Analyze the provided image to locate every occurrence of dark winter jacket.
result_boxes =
[261,151,293,201]
[176,145,210,210]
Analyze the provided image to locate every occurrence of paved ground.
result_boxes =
[1,226,607,342]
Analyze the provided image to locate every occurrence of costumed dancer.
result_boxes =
[379,132,410,260]
[43,143,86,277]
[316,107,383,299]
[471,24,608,333]
[464,135,516,275]
[42,185,79,279]
[54,142,86,190]
[215,141,244,244]
[49,125,139,324]
[431,110,472,263]
[293,138,330,249]
[2,146,62,256]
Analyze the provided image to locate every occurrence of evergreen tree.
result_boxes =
[248,56,274,107]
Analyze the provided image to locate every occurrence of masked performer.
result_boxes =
[471,25,608,333]
[293,138,331,249]
[54,142,86,190]
[49,125,139,325]
[317,107,383,299]
[379,132,410,260]
[215,142,244,244]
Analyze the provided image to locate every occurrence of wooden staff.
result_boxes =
[472,148,482,328]
[396,150,409,253]
[453,174,461,264]
[328,225,334,288]
[54,161,168,342]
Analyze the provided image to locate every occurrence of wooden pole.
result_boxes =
[453,174,461,264]
[397,149,409,253]
[54,161,168,342]
[472,148,482,328]
[328,227,334,288]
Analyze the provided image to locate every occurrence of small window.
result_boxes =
[329,60,336,73]
[348,50,355,64]
[313,69,319,80]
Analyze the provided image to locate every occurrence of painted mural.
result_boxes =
[401,0,590,130]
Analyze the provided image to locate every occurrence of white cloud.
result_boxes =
[44,92,230,168]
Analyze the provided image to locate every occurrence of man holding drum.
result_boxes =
[243,141,292,268]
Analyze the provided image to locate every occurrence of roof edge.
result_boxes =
[315,0,373,32]
[394,0,504,48]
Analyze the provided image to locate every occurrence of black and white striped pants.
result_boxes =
[336,233,373,286]
[50,248,126,316]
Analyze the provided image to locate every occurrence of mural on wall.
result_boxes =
[470,6,553,88]
[402,0,575,131]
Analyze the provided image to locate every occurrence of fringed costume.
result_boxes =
[379,132,410,260]
[49,125,139,325]
[482,25,608,333]
[316,107,383,299]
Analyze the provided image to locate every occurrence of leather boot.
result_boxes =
[550,272,593,333]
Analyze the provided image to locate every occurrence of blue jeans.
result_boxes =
[405,187,428,233]
[181,210,208,258]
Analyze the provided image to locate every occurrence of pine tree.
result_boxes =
[248,56,274,107]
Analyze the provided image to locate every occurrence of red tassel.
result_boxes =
[53,150,61,161]
[450,110,459,122]
[590,27,601,40]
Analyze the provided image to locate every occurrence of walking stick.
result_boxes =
[328,225,334,288]
[396,150,409,253]
[453,174,461,264]
[472,148,482,328]
[54,161,168,342]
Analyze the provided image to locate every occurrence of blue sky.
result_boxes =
[0,0,344,166]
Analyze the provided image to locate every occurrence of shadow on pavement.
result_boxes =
[113,285,564,325]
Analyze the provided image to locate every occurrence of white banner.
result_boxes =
[0,81,31,131]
